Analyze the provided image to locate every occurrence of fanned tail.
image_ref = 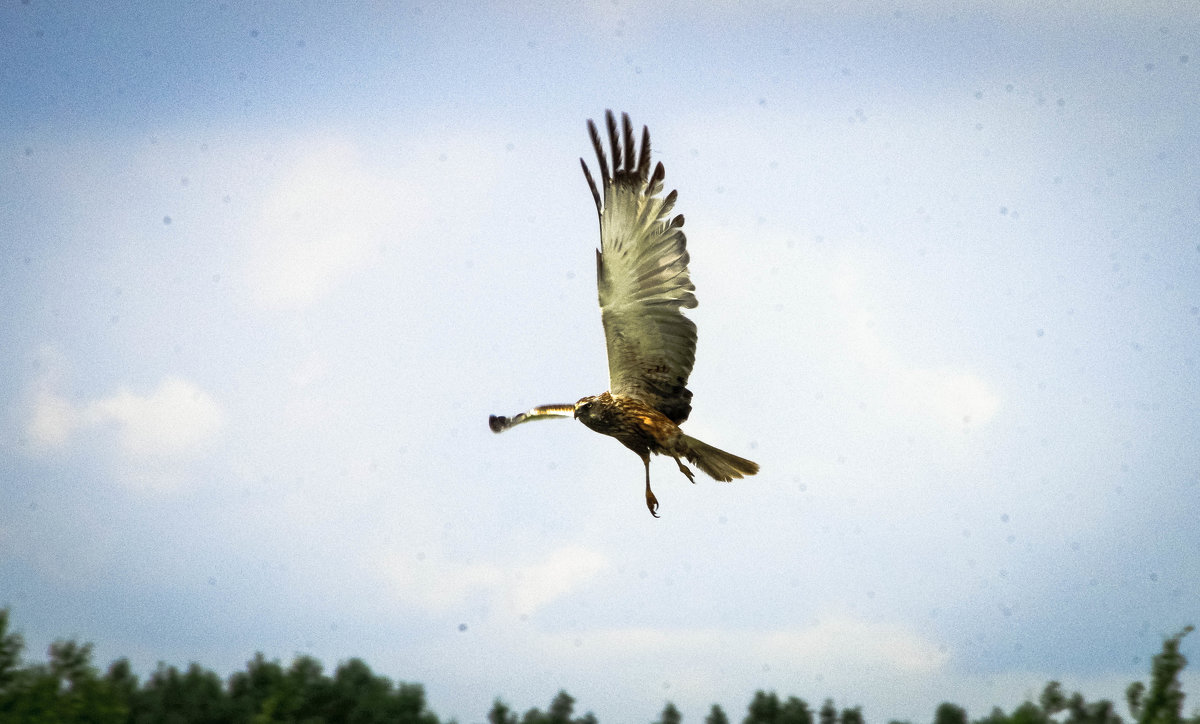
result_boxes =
[489,404,574,433]
[680,435,759,482]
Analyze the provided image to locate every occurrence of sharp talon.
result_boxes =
[641,455,659,517]
[645,489,659,517]
[675,458,696,484]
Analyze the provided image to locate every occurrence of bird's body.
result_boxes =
[490,111,758,516]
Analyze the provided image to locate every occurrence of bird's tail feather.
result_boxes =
[680,435,759,482]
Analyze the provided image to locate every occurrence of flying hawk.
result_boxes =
[490,111,758,517]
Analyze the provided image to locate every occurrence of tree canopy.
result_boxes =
[0,609,1195,724]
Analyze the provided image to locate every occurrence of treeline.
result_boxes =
[0,608,1194,724]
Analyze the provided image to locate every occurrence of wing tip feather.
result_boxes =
[580,157,602,215]
[587,118,610,187]
[638,126,651,182]
[621,112,635,171]
[606,110,620,177]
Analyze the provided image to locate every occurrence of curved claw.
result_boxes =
[642,455,660,517]
[674,457,696,484]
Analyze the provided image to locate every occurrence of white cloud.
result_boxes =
[385,554,503,610]
[379,545,610,615]
[28,389,79,451]
[536,616,948,676]
[25,370,223,463]
[247,138,426,310]
[23,347,76,451]
[902,368,1002,429]
[755,615,950,675]
[831,263,1002,429]
[80,378,224,458]
[507,546,611,613]
[573,0,1196,28]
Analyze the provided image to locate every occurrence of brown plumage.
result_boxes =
[489,111,758,517]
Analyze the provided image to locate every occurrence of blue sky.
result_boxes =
[2,2,1199,722]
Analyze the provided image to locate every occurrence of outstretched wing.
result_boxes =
[580,111,697,424]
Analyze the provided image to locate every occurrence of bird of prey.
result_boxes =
[490,110,758,517]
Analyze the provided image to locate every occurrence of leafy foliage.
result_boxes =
[1128,627,1194,724]
[656,701,683,724]
[706,704,731,724]
[0,609,1195,724]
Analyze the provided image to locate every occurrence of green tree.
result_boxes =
[656,701,682,724]
[548,690,576,724]
[706,703,730,724]
[518,690,593,724]
[0,609,25,691]
[842,706,863,724]
[227,652,286,720]
[281,654,331,720]
[102,658,139,716]
[1128,627,1194,724]
[521,705,548,724]
[1040,683,1067,717]
[1065,691,1122,724]
[490,698,519,724]
[330,657,391,722]
[0,635,127,724]
[780,697,813,724]
[970,684,1124,724]
[1010,700,1051,724]
[819,699,838,724]
[224,652,439,724]
[935,702,968,724]
[975,707,1011,724]
[136,661,227,723]
[48,640,94,691]
[745,690,781,723]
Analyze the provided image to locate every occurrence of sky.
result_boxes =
[2,1,1199,722]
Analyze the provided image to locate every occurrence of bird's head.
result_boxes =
[574,395,600,421]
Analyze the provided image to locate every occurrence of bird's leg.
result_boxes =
[641,453,659,518]
[672,456,696,484]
